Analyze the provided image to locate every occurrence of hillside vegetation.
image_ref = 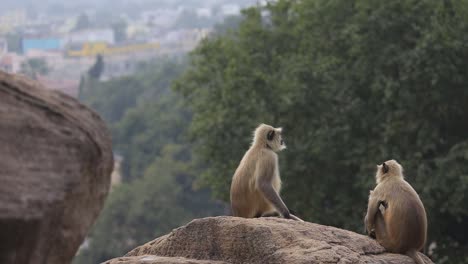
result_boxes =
[76,1,468,263]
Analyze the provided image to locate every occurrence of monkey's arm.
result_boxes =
[256,155,291,219]
[258,181,290,219]
[365,195,381,236]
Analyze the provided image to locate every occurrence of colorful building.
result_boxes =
[22,38,62,53]
[66,42,160,57]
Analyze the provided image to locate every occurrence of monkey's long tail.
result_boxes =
[407,249,425,264]
[290,214,304,222]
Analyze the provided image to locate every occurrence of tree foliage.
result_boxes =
[88,54,105,80]
[74,13,91,31]
[5,33,22,53]
[74,59,223,264]
[112,19,128,43]
[20,58,49,79]
[174,1,468,262]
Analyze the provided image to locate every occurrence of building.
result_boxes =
[22,38,63,54]
[196,8,212,18]
[221,4,241,16]
[66,29,115,46]
[0,55,14,73]
[65,42,160,58]
[141,9,180,28]
[0,53,23,73]
[160,28,211,52]
[0,10,27,34]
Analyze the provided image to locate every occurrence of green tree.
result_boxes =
[74,13,91,31]
[80,60,188,181]
[88,54,104,80]
[112,19,128,43]
[113,93,191,181]
[74,144,222,264]
[75,58,223,264]
[20,58,49,79]
[174,1,468,262]
[5,33,22,53]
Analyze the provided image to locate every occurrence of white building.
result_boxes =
[141,9,180,28]
[196,8,213,18]
[0,53,23,74]
[66,29,115,45]
[221,4,241,16]
[0,10,27,33]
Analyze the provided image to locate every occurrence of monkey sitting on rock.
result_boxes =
[365,160,427,264]
[230,124,303,221]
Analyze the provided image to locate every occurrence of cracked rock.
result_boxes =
[103,216,433,264]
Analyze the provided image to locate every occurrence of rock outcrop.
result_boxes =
[0,71,114,264]
[104,216,433,264]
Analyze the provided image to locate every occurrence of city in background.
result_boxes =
[0,0,260,96]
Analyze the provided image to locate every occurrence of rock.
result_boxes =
[104,216,433,264]
[0,71,113,264]
[106,256,227,264]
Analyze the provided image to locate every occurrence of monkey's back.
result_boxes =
[376,180,427,253]
[230,148,280,218]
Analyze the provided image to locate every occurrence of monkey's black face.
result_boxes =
[381,162,389,174]
[264,127,286,152]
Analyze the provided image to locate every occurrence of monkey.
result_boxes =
[365,160,427,264]
[230,124,303,221]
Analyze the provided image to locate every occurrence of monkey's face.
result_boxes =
[375,163,387,183]
[267,128,286,152]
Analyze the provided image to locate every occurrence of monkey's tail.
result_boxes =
[289,214,304,222]
[407,249,425,264]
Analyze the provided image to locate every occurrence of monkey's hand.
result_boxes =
[282,210,291,219]
[364,214,375,237]
[365,224,376,238]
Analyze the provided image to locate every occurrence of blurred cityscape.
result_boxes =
[0,0,260,97]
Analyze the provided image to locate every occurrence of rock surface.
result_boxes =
[104,216,433,264]
[0,71,114,264]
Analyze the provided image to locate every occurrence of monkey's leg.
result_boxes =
[374,211,391,249]
[261,212,281,217]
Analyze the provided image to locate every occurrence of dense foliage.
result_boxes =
[88,54,104,80]
[174,1,468,263]
[20,58,49,79]
[73,60,223,264]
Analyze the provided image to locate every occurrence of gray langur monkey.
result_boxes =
[230,124,303,221]
[365,160,427,264]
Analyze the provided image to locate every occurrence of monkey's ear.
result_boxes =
[382,162,389,174]
[267,130,275,141]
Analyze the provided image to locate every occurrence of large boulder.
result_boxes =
[0,71,113,264]
[104,216,433,264]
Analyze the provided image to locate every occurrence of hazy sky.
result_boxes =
[2,0,260,11]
